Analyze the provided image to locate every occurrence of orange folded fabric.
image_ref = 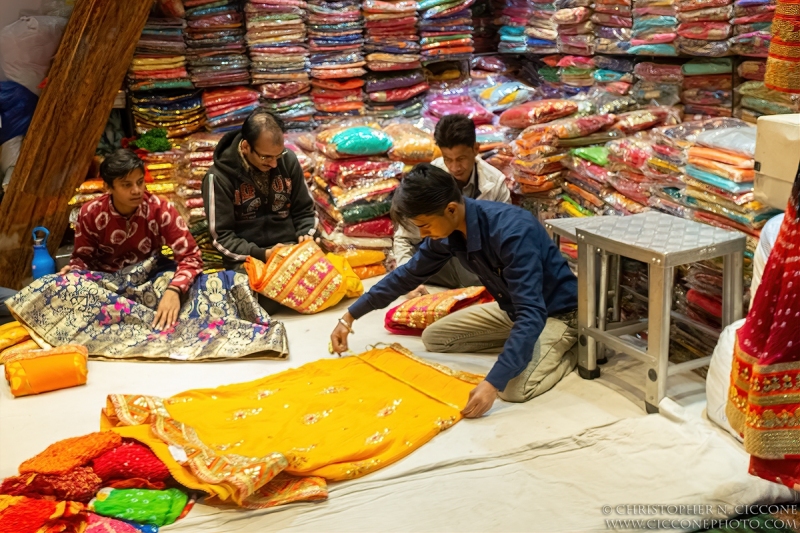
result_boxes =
[19,431,122,475]
[0,340,41,363]
[5,345,89,398]
[687,155,755,183]
[687,146,754,168]
[353,264,387,279]
[245,240,348,314]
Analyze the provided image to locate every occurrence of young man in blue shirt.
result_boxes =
[330,164,579,418]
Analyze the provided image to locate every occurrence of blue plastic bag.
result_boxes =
[0,81,38,145]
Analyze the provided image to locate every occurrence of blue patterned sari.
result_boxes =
[7,256,288,362]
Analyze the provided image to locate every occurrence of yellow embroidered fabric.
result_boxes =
[385,287,494,334]
[0,323,31,353]
[0,339,41,364]
[342,249,386,268]
[245,241,349,314]
[325,253,364,298]
[101,345,482,509]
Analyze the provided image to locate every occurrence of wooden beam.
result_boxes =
[0,0,152,289]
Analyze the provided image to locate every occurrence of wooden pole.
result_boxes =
[0,0,152,289]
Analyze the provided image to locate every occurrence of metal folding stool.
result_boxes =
[573,212,745,413]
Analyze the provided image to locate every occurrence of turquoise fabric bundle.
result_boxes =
[685,165,754,194]
[330,127,393,156]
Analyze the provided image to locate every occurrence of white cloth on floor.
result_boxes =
[706,318,745,441]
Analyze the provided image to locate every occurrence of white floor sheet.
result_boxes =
[0,281,795,532]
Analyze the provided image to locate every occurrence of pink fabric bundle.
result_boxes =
[498,100,578,128]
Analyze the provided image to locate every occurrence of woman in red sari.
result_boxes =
[727,162,800,488]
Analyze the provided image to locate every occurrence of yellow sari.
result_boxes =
[102,345,482,509]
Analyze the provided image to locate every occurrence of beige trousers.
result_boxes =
[421,302,578,402]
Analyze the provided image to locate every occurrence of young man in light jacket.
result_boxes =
[394,114,511,297]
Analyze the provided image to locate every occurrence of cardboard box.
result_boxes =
[754,114,800,210]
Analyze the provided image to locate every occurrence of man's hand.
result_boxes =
[461,380,498,419]
[330,312,354,355]
[298,235,313,243]
[265,244,288,262]
[406,284,429,299]
[153,289,181,331]
[58,265,71,276]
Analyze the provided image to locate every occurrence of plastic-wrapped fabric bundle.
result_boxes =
[498,99,578,128]
[418,1,476,63]
[736,80,800,116]
[522,113,616,139]
[184,0,250,88]
[131,91,206,138]
[611,107,681,133]
[695,124,756,156]
[202,86,260,133]
[128,17,193,93]
[304,0,367,121]
[384,122,438,163]
[425,94,495,124]
[630,79,682,105]
[343,216,395,237]
[728,30,771,56]
[476,80,537,111]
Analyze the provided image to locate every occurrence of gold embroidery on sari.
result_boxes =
[302,410,332,425]
[365,428,390,445]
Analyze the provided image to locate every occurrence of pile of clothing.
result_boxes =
[184,0,250,88]
[202,86,260,133]
[0,432,193,531]
[553,4,595,55]
[140,148,184,201]
[525,0,558,54]
[260,81,316,131]
[309,123,400,267]
[680,58,733,118]
[130,90,206,138]
[245,0,309,88]
[733,59,765,121]
[419,0,476,62]
[496,0,531,53]
[629,0,678,55]
[558,55,596,88]
[675,0,733,56]
[734,80,800,121]
[631,61,683,106]
[729,0,774,57]
[128,17,193,93]
[67,175,106,229]
[592,56,636,93]
[176,133,225,270]
[307,0,367,121]
[593,0,633,54]
[363,0,427,118]
[363,0,421,74]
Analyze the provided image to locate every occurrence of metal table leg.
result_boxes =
[597,251,609,364]
[578,239,599,379]
[644,263,673,414]
[722,251,744,328]
[611,254,621,323]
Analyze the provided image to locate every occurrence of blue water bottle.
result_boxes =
[31,226,56,280]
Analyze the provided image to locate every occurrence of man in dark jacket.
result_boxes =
[202,108,316,313]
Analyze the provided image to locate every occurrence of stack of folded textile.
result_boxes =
[129,17,193,93]
[311,123,398,254]
[424,93,495,125]
[631,61,683,106]
[184,0,250,88]
[245,0,309,87]
[732,60,765,121]
[593,0,633,54]
[496,0,530,53]
[629,0,678,55]
[140,148,184,199]
[733,80,800,121]
[176,133,225,269]
[130,90,206,138]
[202,86,260,134]
[307,0,367,121]
[675,0,733,56]
[592,56,636,92]
[67,178,106,230]
[553,4,595,55]
[525,0,558,54]
[671,262,726,362]
[362,0,428,118]
[259,82,316,130]
[680,58,733,118]
[418,0,476,63]
[557,55,596,87]
[728,0,774,56]
[681,124,780,241]
[473,0,498,52]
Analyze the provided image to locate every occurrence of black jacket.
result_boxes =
[202,131,316,268]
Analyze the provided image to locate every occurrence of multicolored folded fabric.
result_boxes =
[245,241,359,314]
[384,287,495,335]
